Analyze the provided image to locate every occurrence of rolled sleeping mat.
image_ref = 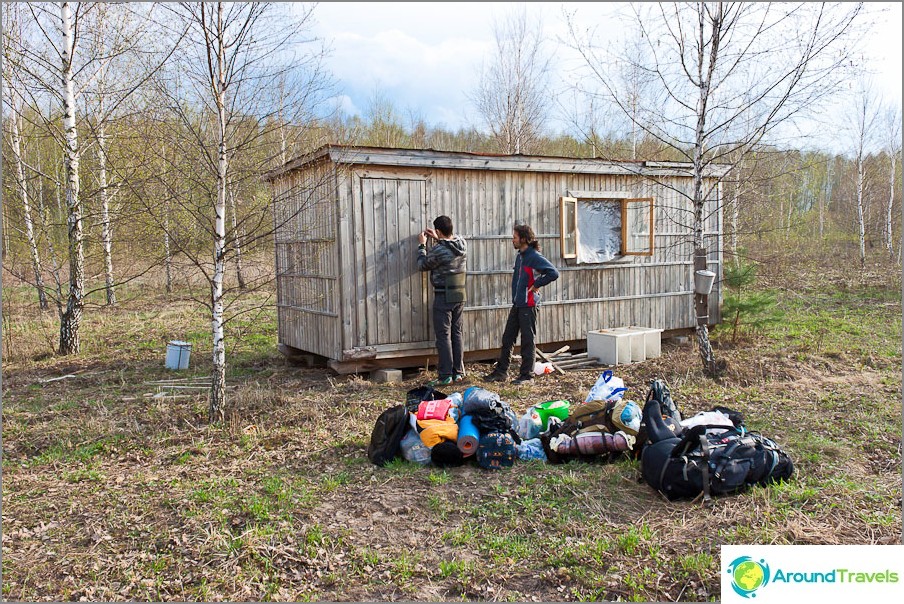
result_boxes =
[557,431,630,456]
[457,414,480,456]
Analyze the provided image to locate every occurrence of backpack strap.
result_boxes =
[698,432,713,504]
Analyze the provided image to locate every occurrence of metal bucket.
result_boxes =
[694,270,716,295]
[165,340,192,370]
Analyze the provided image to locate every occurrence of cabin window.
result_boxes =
[559,195,654,263]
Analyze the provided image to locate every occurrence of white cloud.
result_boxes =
[303,1,902,140]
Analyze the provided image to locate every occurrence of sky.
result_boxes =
[303,2,903,147]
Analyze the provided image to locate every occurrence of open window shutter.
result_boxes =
[560,196,578,259]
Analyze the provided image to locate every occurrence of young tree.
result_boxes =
[2,6,48,309]
[569,2,863,375]
[880,105,901,260]
[471,5,552,154]
[7,2,176,351]
[155,2,331,422]
[847,78,881,267]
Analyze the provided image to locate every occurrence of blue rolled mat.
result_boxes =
[457,414,479,456]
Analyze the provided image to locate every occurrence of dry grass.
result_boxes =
[2,247,901,602]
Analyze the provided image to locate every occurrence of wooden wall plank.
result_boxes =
[273,158,725,362]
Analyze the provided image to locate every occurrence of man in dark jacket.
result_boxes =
[417,215,468,385]
[484,223,559,385]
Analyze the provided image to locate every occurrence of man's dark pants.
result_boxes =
[432,298,464,378]
[493,305,537,378]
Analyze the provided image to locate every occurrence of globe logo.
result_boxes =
[727,556,770,598]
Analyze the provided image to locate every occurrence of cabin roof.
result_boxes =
[261,144,731,182]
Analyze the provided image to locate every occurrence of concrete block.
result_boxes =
[371,369,403,383]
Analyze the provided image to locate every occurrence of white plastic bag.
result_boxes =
[585,370,627,402]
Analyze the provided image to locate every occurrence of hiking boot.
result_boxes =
[512,374,534,385]
[483,371,507,382]
[429,376,454,386]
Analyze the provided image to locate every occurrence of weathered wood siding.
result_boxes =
[335,166,721,355]
[271,148,724,363]
[272,161,341,358]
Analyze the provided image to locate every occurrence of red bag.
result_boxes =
[416,398,453,421]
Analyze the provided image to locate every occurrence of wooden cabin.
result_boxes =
[263,145,727,374]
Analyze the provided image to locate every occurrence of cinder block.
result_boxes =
[371,369,403,383]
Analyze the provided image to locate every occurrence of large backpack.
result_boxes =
[367,405,410,466]
[640,401,794,502]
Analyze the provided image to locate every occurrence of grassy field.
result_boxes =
[1,250,901,602]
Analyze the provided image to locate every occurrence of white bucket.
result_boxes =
[165,340,192,370]
[694,269,716,295]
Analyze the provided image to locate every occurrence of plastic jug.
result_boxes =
[533,361,553,375]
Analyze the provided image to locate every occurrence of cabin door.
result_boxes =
[360,177,430,346]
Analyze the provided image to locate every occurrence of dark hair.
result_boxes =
[433,215,453,237]
[513,223,540,250]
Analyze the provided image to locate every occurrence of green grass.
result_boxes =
[2,254,901,603]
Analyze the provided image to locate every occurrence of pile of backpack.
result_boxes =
[367,384,525,470]
[366,372,795,501]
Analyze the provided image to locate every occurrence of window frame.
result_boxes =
[560,196,578,259]
[620,197,655,256]
[558,194,655,262]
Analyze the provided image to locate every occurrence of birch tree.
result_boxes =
[156,2,331,422]
[881,105,901,260]
[57,1,84,354]
[471,5,552,154]
[848,79,880,267]
[2,7,48,309]
[569,2,863,375]
[7,2,175,352]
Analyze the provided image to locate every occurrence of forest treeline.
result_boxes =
[4,95,900,286]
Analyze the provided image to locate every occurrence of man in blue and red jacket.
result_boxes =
[484,223,559,385]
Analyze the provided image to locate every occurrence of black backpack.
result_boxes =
[640,402,794,502]
[367,405,410,466]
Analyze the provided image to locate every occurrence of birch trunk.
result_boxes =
[209,2,228,423]
[59,1,85,355]
[856,149,866,267]
[820,163,828,239]
[786,192,793,239]
[228,186,246,290]
[886,151,896,259]
[10,105,49,309]
[692,2,720,377]
[97,117,116,306]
